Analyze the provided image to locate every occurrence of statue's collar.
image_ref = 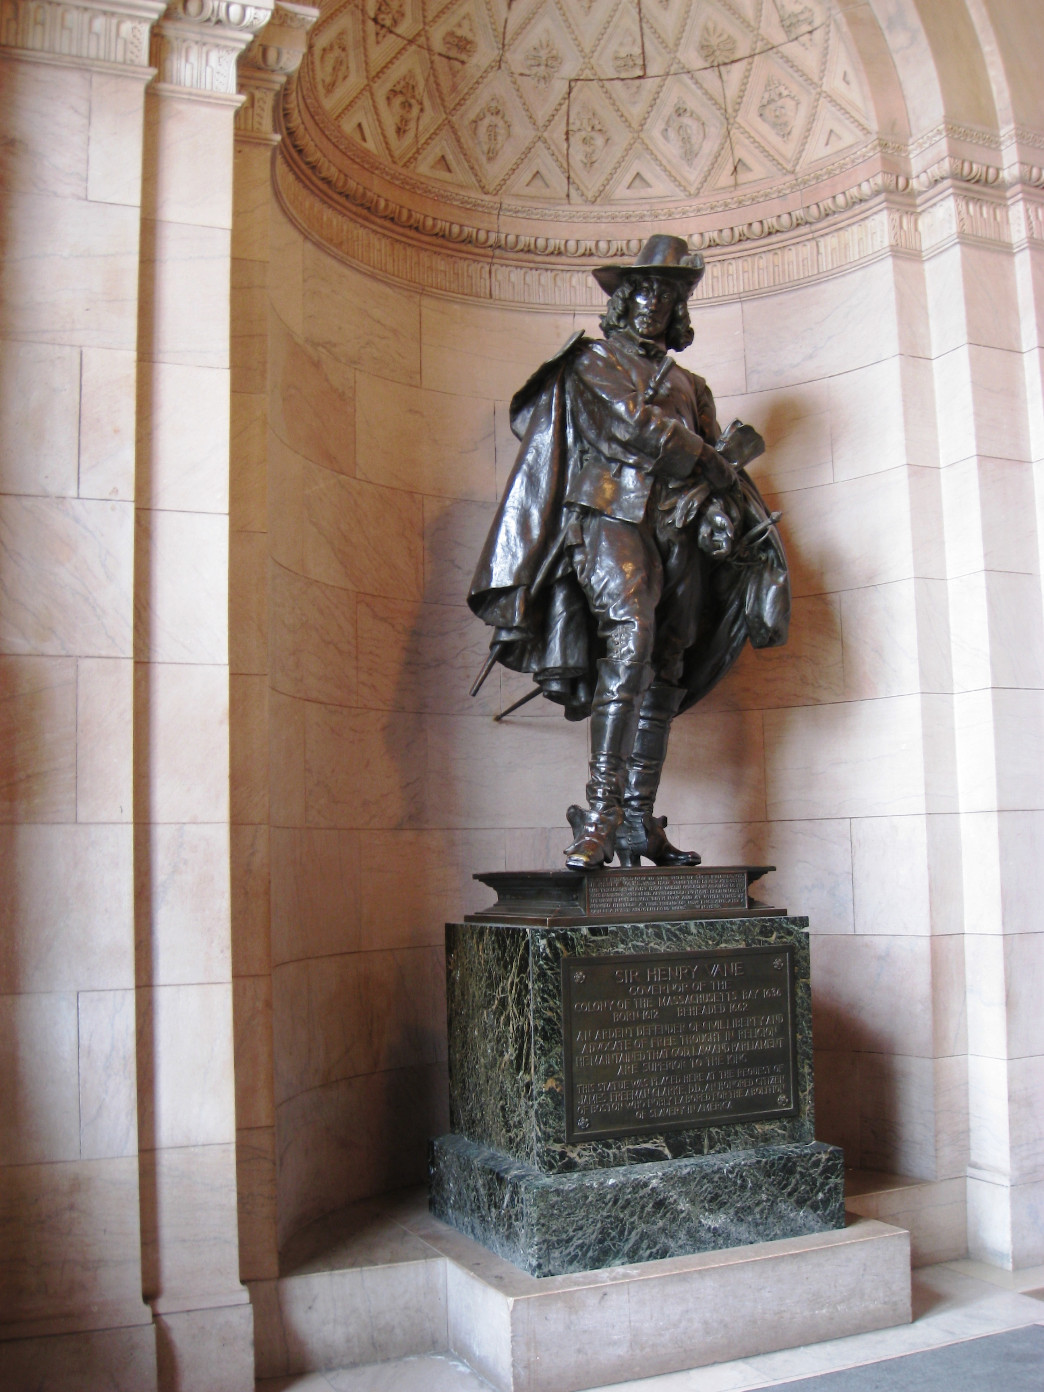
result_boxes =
[614,329,667,361]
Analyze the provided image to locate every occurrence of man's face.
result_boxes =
[625,274,679,343]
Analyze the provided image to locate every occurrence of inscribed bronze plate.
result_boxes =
[561,946,799,1142]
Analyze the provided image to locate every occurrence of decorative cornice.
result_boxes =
[151,0,272,95]
[236,0,316,142]
[0,0,165,68]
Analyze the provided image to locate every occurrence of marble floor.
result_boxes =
[258,1255,1044,1392]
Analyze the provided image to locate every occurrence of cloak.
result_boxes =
[468,334,790,719]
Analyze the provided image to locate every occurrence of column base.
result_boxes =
[430,1133,845,1277]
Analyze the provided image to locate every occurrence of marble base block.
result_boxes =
[430,1132,845,1276]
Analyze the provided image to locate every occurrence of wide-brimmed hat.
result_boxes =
[592,234,705,297]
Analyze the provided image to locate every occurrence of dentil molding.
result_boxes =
[0,0,165,68]
[151,0,273,95]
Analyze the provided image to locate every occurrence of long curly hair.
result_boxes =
[600,277,695,352]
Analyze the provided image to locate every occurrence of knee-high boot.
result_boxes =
[565,659,653,871]
[616,682,701,867]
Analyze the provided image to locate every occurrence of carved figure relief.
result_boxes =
[663,101,705,166]
[523,34,563,88]
[758,76,800,139]
[387,71,422,140]
[471,97,511,161]
[319,30,350,95]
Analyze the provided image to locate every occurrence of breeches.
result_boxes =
[571,509,702,683]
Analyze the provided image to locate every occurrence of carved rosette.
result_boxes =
[0,0,166,68]
[236,1,317,142]
[151,0,273,96]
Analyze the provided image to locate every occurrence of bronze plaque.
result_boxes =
[585,870,749,917]
[561,946,798,1142]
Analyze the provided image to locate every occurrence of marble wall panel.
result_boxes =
[155,1303,254,1392]
[932,347,975,471]
[270,826,360,965]
[666,817,855,932]
[138,983,236,1150]
[302,242,421,385]
[771,467,915,599]
[928,241,1023,357]
[269,317,355,476]
[0,990,79,1165]
[656,707,767,824]
[0,824,133,993]
[230,673,269,825]
[765,695,927,820]
[966,1052,1010,1178]
[677,299,747,398]
[230,141,271,265]
[275,1063,449,1244]
[899,354,940,470]
[419,297,575,400]
[0,57,89,199]
[229,530,268,676]
[891,255,933,361]
[950,569,1044,693]
[136,662,229,824]
[299,459,424,600]
[812,1048,859,1155]
[143,94,234,230]
[840,580,923,701]
[742,258,900,392]
[78,989,137,1161]
[231,822,271,978]
[135,508,228,665]
[0,1156,144,1326]
[268,690,306,827]
[139,219,231,369]
[356,595,498,717]
[356,374,495,504]
[715,381,833,493]
[856,1051,938,1179]
[698,594,843,711]
[231,257,268,396]
[86,71,147,208]
[304,703,427,830]
[422,495,497,606]
[136,822,232,986]
[0,191,140,348]
[964,932,1008,1060]
[954,686,1044,813]
[810,932,934,1056]
[851,814,931,936]
[0,1324,157,1392]
[76,657,131,823]
[234,974,274,1131]
[0,655,76,823]
[236,1125,278,1282]
[931,932,968,1058]
[358,828,506,948]
[926,812,964,937]
[268,211,304,339]
[942,456,1040,578]
[140,1142,241,1303]
[231,390,267,532]
[0,496,133,657]
[269,562,357,707]
[79,347,136,502]
[0,341,80,497]
[828,357,907,481]
[424,710,586,829]
[1008,1054,1044,1183]
[936,346,1030,467]
[272,946,445,1103]
[137,361,230,513]
[1002,932,1044,1059]
[932,1052,970,1180]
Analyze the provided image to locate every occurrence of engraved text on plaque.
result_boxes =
[561,947,798,1142]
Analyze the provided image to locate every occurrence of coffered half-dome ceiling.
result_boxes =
[277,0,901,298]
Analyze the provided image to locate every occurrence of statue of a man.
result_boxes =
[469,235,789,871]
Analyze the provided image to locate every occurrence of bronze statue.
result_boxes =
[469,235,789,871]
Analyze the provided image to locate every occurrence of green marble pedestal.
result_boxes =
[429,909,845,1277]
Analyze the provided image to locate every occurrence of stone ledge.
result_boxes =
[430,1133,846,1277]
